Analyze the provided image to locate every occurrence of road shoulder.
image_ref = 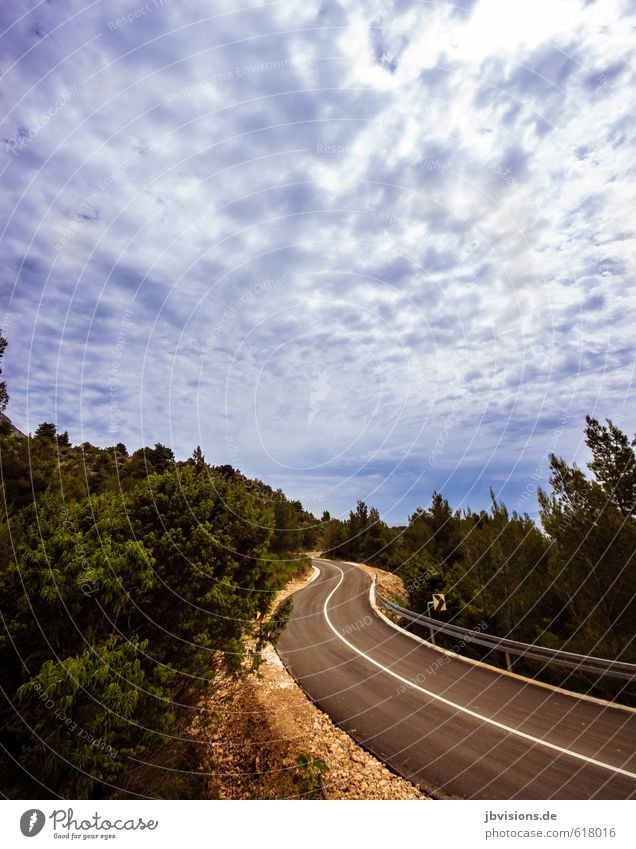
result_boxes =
[192,563,427,799]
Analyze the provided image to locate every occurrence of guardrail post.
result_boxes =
[426,601,436,644]
[373,593,636,682]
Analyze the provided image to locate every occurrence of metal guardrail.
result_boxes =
[375,593,636,682]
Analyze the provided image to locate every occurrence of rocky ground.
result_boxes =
[191,560,427,800]
[353,560,409,603]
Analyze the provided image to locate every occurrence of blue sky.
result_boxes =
[1,0,635,523]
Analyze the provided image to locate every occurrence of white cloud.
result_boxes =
[1,0,634,520]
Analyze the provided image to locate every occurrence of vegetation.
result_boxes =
[0,338,319,798]
[322,418,636,672]
[259,596,295,648]
[0,321,633,793]
[295,752,329,799]
[537,417,636,660]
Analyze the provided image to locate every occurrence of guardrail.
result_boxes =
[375,592,636,682]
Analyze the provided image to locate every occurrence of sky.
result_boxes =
[1,0,634,523]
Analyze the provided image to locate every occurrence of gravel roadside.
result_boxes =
[192,559,427,799]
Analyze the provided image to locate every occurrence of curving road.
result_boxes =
[277,558,636,799]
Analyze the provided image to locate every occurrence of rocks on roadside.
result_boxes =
[190,562,427,800]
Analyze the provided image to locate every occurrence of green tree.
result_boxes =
[127,465,274,672]
[191,445,206,471]
[400,549,444,611]
[127,443,175,479]
[400,492,462,569]
[427,492,462,567]
[344,500,370,560]
[453,494,549,637]
[0,451,314,798]
[0,408,326,798]
[270,490,300,554]
[538,418,636,659]
[585,416,636,518]
[34,421,57,441]
[321,515,348,557]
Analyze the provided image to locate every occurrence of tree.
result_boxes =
[360,506,391,562]
[585,416,636,518]
[191,445,206,471]
[401,549,445,611]
[426,492,462,567]
[213,464,238,479]
[538,418,636,659]
[127,465,274,671]
[127,443,175,479]
[0,455,309,798]
[34,421,57,440]
[270,491,300,554]
[321,515,348,556]
[145,442,174,472]
[399,493,461,572]
[344,500,370,560]
[453,494,549,637]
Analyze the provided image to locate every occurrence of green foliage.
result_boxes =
[538,418,636,660]
[323,493,462,581]
[0,418,318,798]
[295,752,329,798]
[400,549,445,612]
[127,442,175,479]
[450,495,550,639]
[191,445,205,471]
[15,636,163,797]
[268,489,319,554]
[34,422,58,441]
[322,499,393,564]
[326,421,634,672]
[259,596,294,647]
[584,416,636,518]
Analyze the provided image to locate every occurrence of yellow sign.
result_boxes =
[432,593,446,612]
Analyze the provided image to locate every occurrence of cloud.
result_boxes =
[1,0,634,521]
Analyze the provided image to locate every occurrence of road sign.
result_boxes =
[432,593,446,612]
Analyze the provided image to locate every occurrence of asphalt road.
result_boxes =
[277,558,636,799]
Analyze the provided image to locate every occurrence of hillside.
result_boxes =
[0,421,319,798]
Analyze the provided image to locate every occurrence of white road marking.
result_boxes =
[368,577,636,715]
[322,563,636,781]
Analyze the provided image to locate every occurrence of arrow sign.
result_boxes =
[432,593,446,612]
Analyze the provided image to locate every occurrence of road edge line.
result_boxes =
[321,565,636,780]
[367,573,636,716]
